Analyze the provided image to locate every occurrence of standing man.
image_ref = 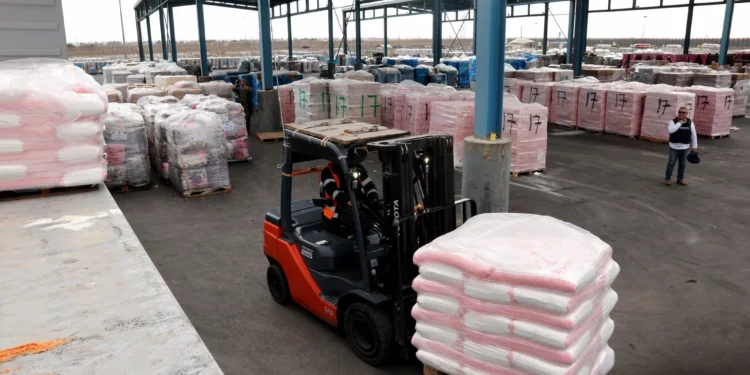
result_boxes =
[664,107,698,186]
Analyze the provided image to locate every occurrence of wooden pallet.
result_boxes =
[639,136,669,144]
[228,157,253,166]
[182,186,232,198]
[424,365,448,375]
[108,184,152,194]
[256,131,284,143]
[512,169,545,178]
[0,184,98,202]
[700,134,730,140]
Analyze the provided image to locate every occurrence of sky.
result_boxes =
[61,0,750,45]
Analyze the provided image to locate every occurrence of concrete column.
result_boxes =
[462,0,511,214]
[253,0,282,134]
[196,0,209,75]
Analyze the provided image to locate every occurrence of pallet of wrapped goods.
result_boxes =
[412,213,619,375]
[164,110,231,197]
[376,67,401,83]
[520,81,554,109]
[733,80,749,117]
[449,91,475,102]
[105,87,123,103]
[655,72,694,87]
[278,84,296,124]
[166,81,202,100]
[126,74,146,85]
[631,65,670,84]
[113,70,130,84]
[197,99,250,162]
[582,68,625,83]
[516,68,555,83]
[550,82,581,128]
[686,86,734,137]
[293,77,331,122]
[693,72,731,88]
[0,59,107,193]
[430,73,447,85]
[605,86,646,137]
[199,81,234,100]
[329,79,382,124]
[503,78,523,100]
[104,104,150,190]
[181,94,220,109]
[555,69,574,82]
[104,83,128,102]
[641,88,696,142]
[502,97,548,174]
[577,85,608,133]
[435,64,459,88]
[137,95,181,108]
[341,70,376,82]
[443,58,471,88]
[405,91,450,135]
[429,101,474,167]
[150,105,190,180]
[380,81,424,129]
[415,65,431,85]
[128,87,164,104]
[396,64,415,82]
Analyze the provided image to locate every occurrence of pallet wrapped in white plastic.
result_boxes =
[549,82,581,127]
[105,87,123,103]
[293,78,331,122]
[380,81,424,129]
[104,83,128,103]
[733,80,749,117]
[329,79,382,124]
[166,81,202,100]
[127,74,146,85]
[516,68,556,83]
[128,87,164,104]
[155,75,199,88]
[604,86,646,137]
[412,213,619,375]
[104,104,150,188]
[199,81,234,100]
[520,81,554,109]
[504,78,523,100]
[577,85,609,132]
[144,104,189,179]
[197,99,250,162]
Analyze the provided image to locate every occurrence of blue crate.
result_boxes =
[396,65,415,82]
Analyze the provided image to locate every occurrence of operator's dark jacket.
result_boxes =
[320,163,379,225]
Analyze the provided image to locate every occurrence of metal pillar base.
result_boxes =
[327,62,336,79]
[354,63,363,71]
[461,136,512,213]
[250,90,282,133]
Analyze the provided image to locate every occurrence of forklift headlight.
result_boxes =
[423,157,430,165]
[351,171,361,179]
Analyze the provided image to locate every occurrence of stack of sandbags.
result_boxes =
[329,79,382,124]
[686,86,734,137]
[503,78,523,100]
[128,87,163,104]
[520,82,554,109]
[641,87,696,141]
[376,67,401,83]
[604,84,647,137]
[655,72,694,87]
[577,84,608,132]
[293,77,330,122]
[278,84,296,124]
[693,72,732,88]
[199,81,234,100]
[412,213,619,375]
[429,101,474,167]
[405,91,450,135]
[549,81,581,128]
[516,68,555,83]
[0,59,107,191]
[197,98,250,162]
[380,81,424,129]
[166,81,202,100]
[733,80,749,117]
[164,110,231,196]
[103,103,150,189]
[502,97,548,174]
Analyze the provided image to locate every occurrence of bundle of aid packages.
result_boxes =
[196,99,250,162]
[502,97,548,174]
[278,84,296,124]
[0,59,107,191]
[412,213,619,375]
[103,103,150,188]
[686,86,734,137]
[329,79,382,124]
[640,87,696,142]
[293,78,330,122]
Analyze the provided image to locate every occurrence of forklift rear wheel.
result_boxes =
[344,302,394,366]
[267,264,291,305]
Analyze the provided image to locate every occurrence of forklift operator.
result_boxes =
[320,148,380,237]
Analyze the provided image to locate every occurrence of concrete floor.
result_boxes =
[114,118,750,375]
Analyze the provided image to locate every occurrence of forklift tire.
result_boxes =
[343,302,394,366]
[266,264,291,305]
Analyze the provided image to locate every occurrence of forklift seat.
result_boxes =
[294,222,358,272]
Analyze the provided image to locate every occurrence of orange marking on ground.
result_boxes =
[0,339,72,364]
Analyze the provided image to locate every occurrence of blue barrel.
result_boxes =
[414,66,430,85]
[470,57,477,82]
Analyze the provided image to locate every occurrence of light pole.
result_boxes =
[641,16,647,39]
[118,0,127,58]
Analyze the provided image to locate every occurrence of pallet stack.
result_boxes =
[329,79,382,124]
[577,84,608,133]
[549,81,581,128]
[520,81,554,110]
[293,78,330,122]
[104,104,150,190]
[686,86,734,137]
[604,85,647,137]
[503,78,523,100]
[278,84,296,124]
[502,97,548,175]
[641,88,697,142]
[429,101,475,167]
[196,98,250,162]
[405,91,450,135]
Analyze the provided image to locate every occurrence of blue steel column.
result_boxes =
[158,6,168,60]
[136,17,145,61]
[573,0,586,76]
[258,0,274,90]
[718,0,734,65]
[287,3,293,59]
[432,0,442,67]
[146,15,154,61]
[168,4,177,62]
[472,9,477,55]
[355,0,362,70]
[384,12,388,57]
[567,0,574,63]
[196,0,209,75]
[474,0,506,137]
[328,0,335,78]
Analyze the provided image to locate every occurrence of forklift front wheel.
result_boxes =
[344,302,394,366]
[266,264,291,305]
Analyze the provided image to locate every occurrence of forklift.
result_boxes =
[263,123,476,366]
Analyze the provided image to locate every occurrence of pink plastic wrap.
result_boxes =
[686,86,734,137]
[406,92,450,135]
[520,82,554,109]
[429,101,475,166]
[604,88,646,136]
[449,91,475,102]
[641,89,697,141]
[577,85,608,132]
[502,97,548,174]
[516,68,556,83]
[412,213,619,375]
[549,82,581,127]
[278,84,296,124]
[504,78,523,100]
[0,59,107,192]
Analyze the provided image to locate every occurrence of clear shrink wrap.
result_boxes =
[577,85,608,132]
[631,65,670,84]
[376,67,402,84]
[103,104,150,188]
[199,81,234,100]
[197,98,250,161]
[147,104,189,179]
[429,101,474,167]
[126,74,146,85]
[549,82,581,127]
[0,58,107,191]
[581,68,625,83]
[555,69,574,82]
[516,68,556,83]
[604,86,646,137]
[112,70,130,84]
[405,91,450,135]
[128,87,164,104]
[693,73,732,88]
[166,81,202,99]
[655,72,694,87]
[278,84,296,124]
[137,95,181,108]
[329,79,382,124]
[181,94,220,109]
[733,80,749,117]
[380,81,423,129]
[412,213,619,375]
[155,75,198,88]
[449,91,475,102]
[105,87,123,103]
[293,77,330,122]
[396,64,415,82]
[520,82,554,109]
[641,87,696,141]
[104,83,128,102]
[164,110,231,196]
[686,86,734,137]
[436,64,459,88]
[502,97,548,173]
[504,78,523,100]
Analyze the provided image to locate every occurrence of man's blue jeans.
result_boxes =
[666,147,688,181]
